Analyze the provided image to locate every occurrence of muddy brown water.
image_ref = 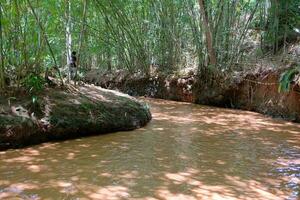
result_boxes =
[0,98,300,200]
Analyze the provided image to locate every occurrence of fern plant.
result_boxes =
[278,65,300,93]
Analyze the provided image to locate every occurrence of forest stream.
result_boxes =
[0,98,299,200]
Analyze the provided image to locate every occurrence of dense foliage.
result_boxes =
[0,0,299,90]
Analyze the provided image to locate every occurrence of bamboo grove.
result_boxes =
[0,0,299,90]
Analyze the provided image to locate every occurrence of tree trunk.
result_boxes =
[77,0,88,68]
[198,0,217,66]
[104,15,112,71]
[0,2,5,89]
[65,0,72,65]
[14,0,22,88]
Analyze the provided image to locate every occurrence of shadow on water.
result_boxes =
[0,98,299,199]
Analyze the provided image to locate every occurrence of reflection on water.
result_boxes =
[0,98,299,200]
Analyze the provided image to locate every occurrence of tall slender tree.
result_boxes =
[198,0,217,66]
[0,2,5,89]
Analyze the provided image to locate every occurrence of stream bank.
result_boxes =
[85,67,300,122]
[0,85,152,150]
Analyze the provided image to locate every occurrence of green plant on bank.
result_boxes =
[22,74,45,103]
[278,65,300,93]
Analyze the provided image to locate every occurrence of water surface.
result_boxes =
[0,98,300,200]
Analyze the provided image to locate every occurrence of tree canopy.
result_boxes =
[0,0,299,91]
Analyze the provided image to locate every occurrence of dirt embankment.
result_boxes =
[0,85,152,150]
[85,68,300,122]
[232,69,300,121]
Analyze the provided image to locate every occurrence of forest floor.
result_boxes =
[0,85,152,150]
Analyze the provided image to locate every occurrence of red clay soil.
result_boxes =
[233,70,300,121]
[85,68,300,122]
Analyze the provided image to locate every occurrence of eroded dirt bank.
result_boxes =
[0,85,152,150]
[85,68,300,122]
